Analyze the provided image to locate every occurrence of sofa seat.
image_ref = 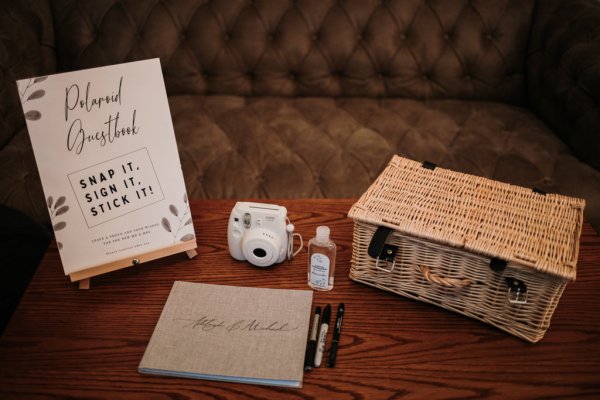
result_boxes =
[2,95,598,229]
[171,95,600,227]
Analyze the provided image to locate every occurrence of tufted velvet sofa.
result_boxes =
[1,0,600,232]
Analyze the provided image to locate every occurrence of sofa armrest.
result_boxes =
[0,204,49,334]
[0,1,56,228]
[527,0,600,171]
[0,0,55,150]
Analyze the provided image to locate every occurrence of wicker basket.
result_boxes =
[348,156,585,342]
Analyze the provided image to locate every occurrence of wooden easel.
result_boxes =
[69,240,198,289]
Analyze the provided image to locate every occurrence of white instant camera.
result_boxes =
[228,201,299,267]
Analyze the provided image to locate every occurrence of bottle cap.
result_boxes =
[316,226,330,242]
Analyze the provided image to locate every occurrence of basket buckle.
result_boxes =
[375,244,398,273]
[368,227,398,273]
[506,278,528,304]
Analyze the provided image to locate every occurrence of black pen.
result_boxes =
[304,306,321,371]
[314,304,331,368]
[327,303,345,368]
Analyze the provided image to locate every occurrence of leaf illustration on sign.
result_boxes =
[162,217,172,233]
[55,206,69,216]
[180,234,195,242]
[27,90,45,101]
[47,194,69,249]
[25,110,42,121]
[162,194,195,243]
[55,196,66,208]
[19,76,47,121]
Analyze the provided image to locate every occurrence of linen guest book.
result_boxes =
[139,282,313,388]
[17,58,196,284]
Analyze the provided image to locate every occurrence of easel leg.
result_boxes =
[186,249,197,259]
[78,278,91,290]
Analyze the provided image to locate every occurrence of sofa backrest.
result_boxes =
[52,0,534,103]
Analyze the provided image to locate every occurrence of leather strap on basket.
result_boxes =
[368,226,394,258]
[418,265,474,290]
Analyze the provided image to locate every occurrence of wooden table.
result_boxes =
[1,199,599,399]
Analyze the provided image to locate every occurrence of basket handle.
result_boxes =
[417,265,474,290]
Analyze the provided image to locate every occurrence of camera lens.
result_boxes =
[253,248,267,258]
[241,228,282,267]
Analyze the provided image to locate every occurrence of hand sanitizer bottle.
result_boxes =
[308,226,336,291]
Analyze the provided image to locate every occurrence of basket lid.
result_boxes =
[348,156,585,281]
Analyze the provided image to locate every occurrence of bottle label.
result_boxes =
[310,253,330,288]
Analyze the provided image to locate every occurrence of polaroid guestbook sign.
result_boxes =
[18,59,195,276]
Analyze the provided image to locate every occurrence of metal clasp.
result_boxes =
[506,278,528,304]
[375,244,398,273]
[368,226,398,273]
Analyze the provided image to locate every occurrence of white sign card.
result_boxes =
[18,58,196,277]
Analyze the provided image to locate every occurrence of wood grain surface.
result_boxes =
[0,199,599,399]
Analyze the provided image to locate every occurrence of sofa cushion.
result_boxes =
[170,96,600,228]
[2,96,599,230]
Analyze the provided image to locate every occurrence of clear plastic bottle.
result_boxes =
[307,226,336,291]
